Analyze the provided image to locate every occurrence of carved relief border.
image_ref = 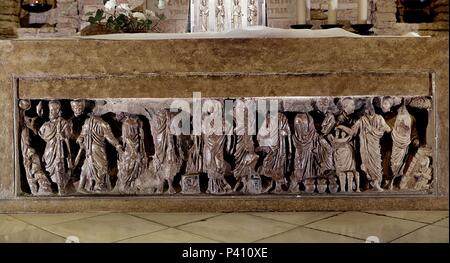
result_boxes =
[12,71,438,198]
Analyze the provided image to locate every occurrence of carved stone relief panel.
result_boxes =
[16,96,434,196]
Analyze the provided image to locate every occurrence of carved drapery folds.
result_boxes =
[17,96,434,196]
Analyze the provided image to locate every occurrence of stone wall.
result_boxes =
[0,0,20,38]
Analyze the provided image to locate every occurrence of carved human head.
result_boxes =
[341,97,355,115]
[48,100,62,120]
[19,100,31,111]
[202,0,207,5]
[381,96,394,113]
[315,97,331,113]
[365,99,376,115]
[70,99,86,117]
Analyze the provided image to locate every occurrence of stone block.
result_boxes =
[57,2,79,17]
[56,16,80,28]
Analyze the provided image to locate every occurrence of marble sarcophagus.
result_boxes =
[0,34,448,212]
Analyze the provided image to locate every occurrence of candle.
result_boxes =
[297,0,309,25]
[328,0,338,25]
[358,0,368,24]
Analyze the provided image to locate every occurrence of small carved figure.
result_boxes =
[151,109,182,194]
[290,113,319,193]
[38,100,73,195]
[76,113,123,193]
[19,100,52,195]
[199,0,209,32]
[329,127,360,192]
[216,0,225,32]
[247,0,258,25]
[400,147,433,190]
[257,112,292,193]
[341,99,391,192]
[116,115,147,194]
[232,0,243,29]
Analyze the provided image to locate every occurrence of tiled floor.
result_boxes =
[0,211,448,243]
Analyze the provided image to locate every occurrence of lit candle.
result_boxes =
[358,0,368,24]
[328,0,338,25]
[297,0,310,25]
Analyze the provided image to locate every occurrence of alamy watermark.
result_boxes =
[168,92,279,143]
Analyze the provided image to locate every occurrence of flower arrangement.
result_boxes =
[86,0,165,34]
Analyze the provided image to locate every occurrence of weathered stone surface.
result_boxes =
[0,37,448,210]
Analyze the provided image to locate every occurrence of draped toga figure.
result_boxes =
[76,114,122,193]
[343,101,391,192]
[232,100,259,193]
[116,115,147,193]
[389,104,413,190]
[257,112,292,193]
[39,100,72,195]
[290,113,319,193]
[202,103,232,194]
[151,109,182,194]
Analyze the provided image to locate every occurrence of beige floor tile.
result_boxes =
[119,228,219,243]
[249,212,340,226]
[130,213,219,227]
[256,227,362,243]
[392,225,450,243]
[0,226,65,243]
[433,217,449,228]
[43,213,167,243]
[178,213,296,243]
[366,211,449,224]
[0,215,35,236]
[11,212,107,227]
[307,212,425,242]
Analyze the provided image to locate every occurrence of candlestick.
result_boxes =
[357,0,368,24]
[297,0,309,25]
[328,0,338,25]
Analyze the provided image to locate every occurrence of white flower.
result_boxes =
[104,0,117,11]
[116,3,132,15]
[132,12,146,21]
[144,9,155,18]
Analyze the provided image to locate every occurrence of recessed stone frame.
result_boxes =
[12,71,438,198]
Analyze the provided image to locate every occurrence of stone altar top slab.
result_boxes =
[76,26,423,40]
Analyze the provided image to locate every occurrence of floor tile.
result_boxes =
[392,225,449,243]
[0,215,35,236]
[119,228,219,243]
[256,227,362,243]
[365,211,449,224]
[43,213,167,243]
[249,212,340,226]
[11,212,107,227]
[178,213,296,243]
[0,226,65,243]
[433,217,449,228]
[130,213,219,227]
[307,212,425,242]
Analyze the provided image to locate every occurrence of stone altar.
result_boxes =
[0,34,448,212]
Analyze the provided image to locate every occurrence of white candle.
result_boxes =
[328,0,338,25]
[358,0,368,24]
[297,0,309,25]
